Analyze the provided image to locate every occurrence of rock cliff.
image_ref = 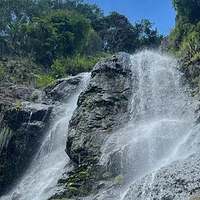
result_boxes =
[1,52,200,200]
[50,52,133,199]
[0,74,86,197]
[0,103,53,195]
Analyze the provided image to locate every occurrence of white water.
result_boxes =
[1,51,198,200]
[1,73,90,200]
[99,51,197,200]
[119,51,197,199]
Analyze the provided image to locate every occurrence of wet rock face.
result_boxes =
[53,53,133,199]
[159,36,171,54]
[0,104,53,195]
[190,191,200,200]
[67,52,133,166]
[45,75,83,102]
[0,83,35,108]
[123,153,200,200]
[0,75,84,196]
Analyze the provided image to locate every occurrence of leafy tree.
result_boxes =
[0,0,36,56]
[95,11,138,53]
[172,0,200,24]
[134,19,163,49]
[0,0,164,84]
[81,29,103,56]
[76,3,104,26]
[25,11,90,65]
[0,0,98,58]
[94,12,163,53]
[35,0,104,25]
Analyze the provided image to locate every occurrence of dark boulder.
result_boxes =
[45,75,84,103]
[0,103,53,195]
[52,52,133,199]
[0,74,89,197]
[0,83,35,109]
[67,52,133,166]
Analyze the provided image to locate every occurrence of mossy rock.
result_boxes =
[102,172,111,180]
[114,175,122,183]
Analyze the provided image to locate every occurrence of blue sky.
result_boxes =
[84,0,176,36]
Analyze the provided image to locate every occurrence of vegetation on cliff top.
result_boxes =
[0,0,163,88]
[169,0,200,59]
[169,0,200,90]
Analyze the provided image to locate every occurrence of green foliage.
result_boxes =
[0,58,42,85]
[0,57,57,89]
[50,57,67,79]
[81,29,103,56]
[76,2,104,26]
[69,171,88,183]
[169,21,200,61]
[31,91,39,102]
[172,0,200,24]
[170,0,200,59]
[169,1,200,92]
[169,23,195,53]
[102,172,111,180]
[0,0,47,57]
[0,126,13,149]
[114,175,122,182]
[134,19,163,49]
[179,31,200,59]
[0,0,162,61]
[191,52,200,62]
[25,11,91,65]
[95,12,163,53]
[96,11,138,53]
[51,55,103,77]
[34,74,56,88]
[68,187,80,197]
[0,0,163,90]
[0,62,8,82]
[13,101,22,110]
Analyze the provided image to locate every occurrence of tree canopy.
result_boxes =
[0,0,163,87]
[94,12,163,53]
[0,0,163,60]
[25,11,90,65]
[172,0,200,24]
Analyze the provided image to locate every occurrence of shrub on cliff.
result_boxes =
[0,58,41,85]
[51,54,106,78]
[170,0,200,61]
[169,21,200,61]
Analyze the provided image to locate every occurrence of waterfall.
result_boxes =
[1,51,198,200]
[99,51,197,200]
[1,73,90,200]
[119,51,197,199]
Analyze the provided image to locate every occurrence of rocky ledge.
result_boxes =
[50,52,134,199]
[0,103,53,195]
[0,74,87,197]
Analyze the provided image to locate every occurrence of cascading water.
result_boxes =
[119,51,197,199]
[1,51,198,200]
[1,73,90,200]
[100,51,197,200]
